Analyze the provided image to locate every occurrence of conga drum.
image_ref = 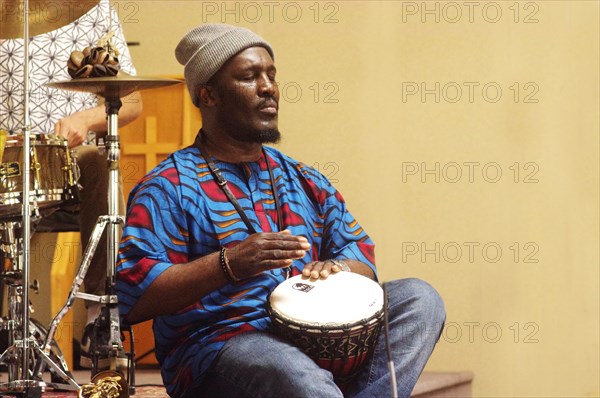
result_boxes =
[268,271,384,385]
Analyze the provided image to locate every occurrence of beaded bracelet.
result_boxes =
[329,259,351,272]
[220,247,240,283]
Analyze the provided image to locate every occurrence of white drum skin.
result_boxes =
[269,272,383,327]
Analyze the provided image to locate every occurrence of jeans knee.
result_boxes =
[385,278,446,325]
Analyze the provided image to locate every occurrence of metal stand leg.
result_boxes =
[33,215,134,388]
[0,222,73,395]
[121,326,136,396]
[33,97,135,395]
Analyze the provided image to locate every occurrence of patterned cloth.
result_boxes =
[0,0,135,134]
[117,144,376,397]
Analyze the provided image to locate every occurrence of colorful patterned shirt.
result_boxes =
[0,0,135,134]
[116,144,376,397]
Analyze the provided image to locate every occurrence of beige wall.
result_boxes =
[117,1,599,396]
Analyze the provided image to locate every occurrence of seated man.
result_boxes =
[116,23,445,398]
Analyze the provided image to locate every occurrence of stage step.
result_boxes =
[411,372,474,397]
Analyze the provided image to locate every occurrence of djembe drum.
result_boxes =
[268,272,384,385]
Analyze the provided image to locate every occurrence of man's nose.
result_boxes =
[257,74,277,97]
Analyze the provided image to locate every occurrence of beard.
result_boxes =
[212,95,282,144]
[220,117,281,144]
[251,128,281,144]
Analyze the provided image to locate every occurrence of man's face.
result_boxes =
[208,46,280,144]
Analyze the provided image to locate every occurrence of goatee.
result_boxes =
[253,129,281,144]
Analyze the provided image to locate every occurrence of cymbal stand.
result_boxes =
[0,1,35,397]
[0,0,44,395]
[32,62,181,398]
[33,97,134,394]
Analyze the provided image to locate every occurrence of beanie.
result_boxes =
[175,23,274,107]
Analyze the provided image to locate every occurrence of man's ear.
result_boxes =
[197,84,218,108]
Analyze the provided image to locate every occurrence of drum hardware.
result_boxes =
[78,370,129,398]
[0,0,47,394]
[1,1,180,392]
[0,135,79,395]
[268,272,384,386]
[0,221,75,395]
[0,136,78,221]
[33,76,181,396]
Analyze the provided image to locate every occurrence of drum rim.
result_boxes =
[268,273,384,327]
[0,191,70,217]
[0,189,68,201]
[268,304,384,333]
[4,138,68,147]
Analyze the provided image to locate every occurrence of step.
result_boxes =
[411,371,474,398]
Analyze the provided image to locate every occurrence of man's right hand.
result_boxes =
[225,230,310,279]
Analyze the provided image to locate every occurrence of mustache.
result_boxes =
[257,97,278,110]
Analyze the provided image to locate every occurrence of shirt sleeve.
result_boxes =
[116,165,188,321]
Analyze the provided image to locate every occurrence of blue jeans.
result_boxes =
[183,278,445,398]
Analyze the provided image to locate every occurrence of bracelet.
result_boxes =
[329,259,351,272]
[220,247,240,283]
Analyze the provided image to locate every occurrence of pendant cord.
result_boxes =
[194,132,283,234]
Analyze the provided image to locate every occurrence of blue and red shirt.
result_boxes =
[116,144,376,397]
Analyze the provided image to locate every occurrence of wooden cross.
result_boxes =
[122,116,179,171]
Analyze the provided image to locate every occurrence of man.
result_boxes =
[117,23,445,397]
[0,0,142,368]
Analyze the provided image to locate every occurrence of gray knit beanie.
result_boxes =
[175,23,274,107]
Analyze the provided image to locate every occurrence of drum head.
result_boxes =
[269,272,383,327]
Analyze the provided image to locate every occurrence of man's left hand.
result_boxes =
[302,260,346,280]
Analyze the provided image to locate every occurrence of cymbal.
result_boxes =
[46,74,183,99]
[0,1,98,39]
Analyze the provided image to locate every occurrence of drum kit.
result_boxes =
[0,1,181,396]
